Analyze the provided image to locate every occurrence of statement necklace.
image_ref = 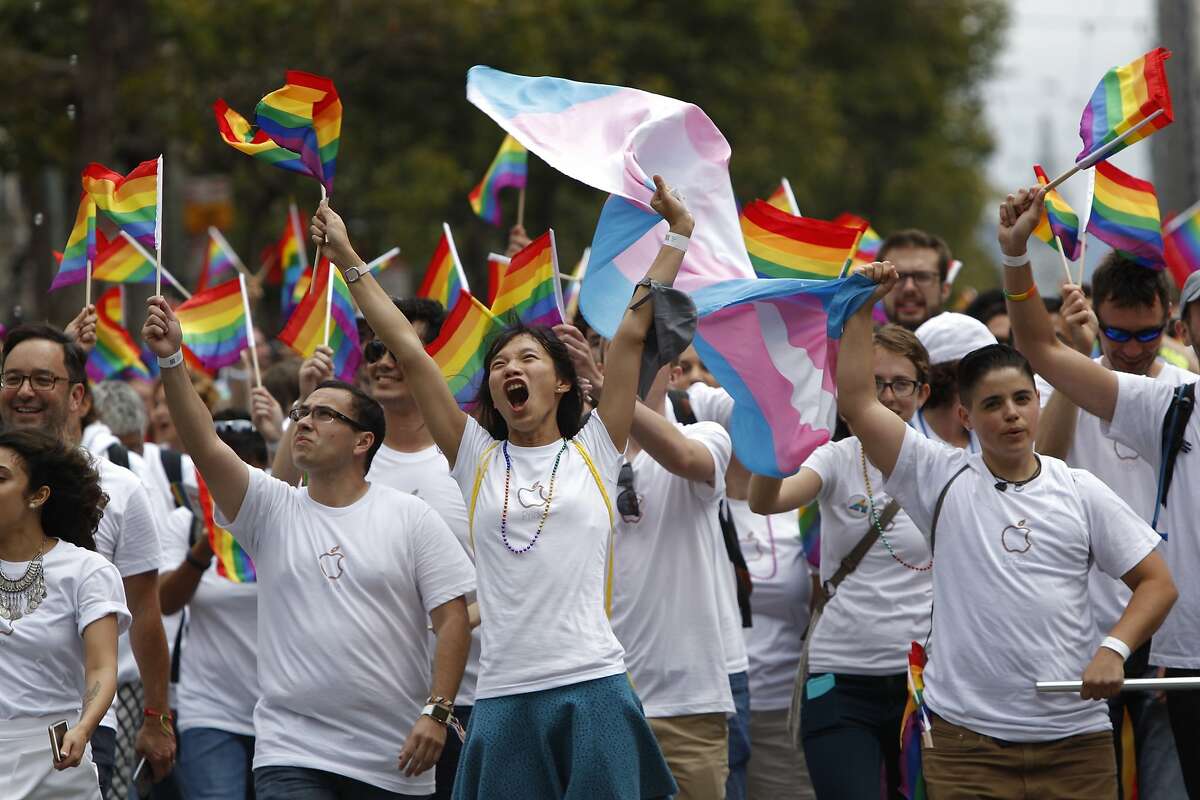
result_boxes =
[860,449,933,572]
[0,539,47,622]
[500,439,570,554]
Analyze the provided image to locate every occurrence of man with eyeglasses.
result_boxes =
[141,296,475,799]
[877,229,955,330]
[1032,255,1190,798]
[0,325,176,797]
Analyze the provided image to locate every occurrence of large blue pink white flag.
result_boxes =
[466,66,754,338]
[689,274,876,478]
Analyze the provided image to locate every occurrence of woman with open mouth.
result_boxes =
[309,175,693,799]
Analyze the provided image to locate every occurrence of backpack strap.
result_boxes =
[106,442,130,470]
[813,498,901,613]
[467,442,502,554]
[159,447,193,512]
[929,464,970,554]
[1152,381,1196,535]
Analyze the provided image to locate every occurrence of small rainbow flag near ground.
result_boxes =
[1164,205,1200,288]
[417,224,469,315]
[833,213,882,265]
[197,473,255,583]
[427,290,506,407]
[766,178,799,215]
[899,641,932,800]
[469,134,528,226]
[741,200,864,280]
[1087,161,1165,268]
[175,277,250,370]
[82,158,161,251]
[1077,48,1173,164]
[278,262,361,382]
[197,229,239,292]
[486,252,510,306]
[86,287,150,382]
[490,230,565,327]
[1033,164,1082,260]
[92,231,156,283]
[51,193,96,291]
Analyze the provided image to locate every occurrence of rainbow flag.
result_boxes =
[741,200,864,281]
[1164,207,1200,288]
[766,178,799,215]
[175,278,250,370]
[1033,164,1082,260]
[899,642,932,800]
[51,193,96,291]
[798,503,820,570]
[486,252,510,306]
[490,230,565,327]
[92,231,156,284]
[197,473,255,583]
[833,213,882,265]
[198,230,239,292]
[563,247,590,321]
[1077,48,1173,164]
[416,224,469,314]
[427,290,506,407]
[82,158,160,251]
[279,204,310,317]
[468,134,528,226]
[86,287,150,382]
[1086,161,1165,268]
[278,263,361,382]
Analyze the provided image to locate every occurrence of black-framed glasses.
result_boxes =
[363,340,395,364]
[617,462,641,523]
[0,371,73,391]
[874,378,919,398]
[288,403,368,431]
[895,271,940,288]
[1097,319,1166,344]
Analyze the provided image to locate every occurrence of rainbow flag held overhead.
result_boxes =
[468,134,528,226]
[92,231,156,284]
[1077,48,1173,165]
[51,193,96,291]
[175,278,250,371]
[833,213,883,265]
[490,230,565,327]
[416,224,469,315]
[486,252,510,306]
[86,287,150,382]
[766,178,799,215]
[427,290,507,408]
[899,642,932,800]
[198,230,239,292]
[741,201,864,281]
[197,473,256,583]
[1033,164,1082,260]
[82,158,161,251]
[278,262,361,382]
[1164,207,1200,289]
[563,247,590,321]
[1087,161,1165,268]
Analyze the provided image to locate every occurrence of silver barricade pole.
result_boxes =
[1037,677,1200,693]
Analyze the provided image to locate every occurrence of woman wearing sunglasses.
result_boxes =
[748,325,934,800]
[309,177,691,800]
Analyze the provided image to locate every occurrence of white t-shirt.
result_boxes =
[160,507,259,737]
[732,500,811,711]
[610,420,735,718]
[450,413,627,699]
[0,540,130,720]
[885,426,1162,741]
[217,467,476,794]
[1103,371,1200,668]
[803,437,933,675]
[1038,360,1190,639]
[368,442,480,706]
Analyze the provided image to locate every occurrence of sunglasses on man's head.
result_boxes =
[617,462,641,523]
[1097,320,1166,344]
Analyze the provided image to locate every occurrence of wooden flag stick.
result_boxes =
[1056,242,1074,286]
[237,273,262,387]
[1044,109,1165,192]
[516,186,526,229]
[310,186,328,295]
[322,261,335,347]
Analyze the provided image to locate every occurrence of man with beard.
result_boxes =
[877,229,954,330]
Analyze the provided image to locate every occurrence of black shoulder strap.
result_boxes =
[929,464,970,554]
[159,447,193,512]
[106,442,130,470]
[1157,382,1195,514]
[718,500,753,627]
[668,389,698,426]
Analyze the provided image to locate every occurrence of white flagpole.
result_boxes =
[1044,109,1165,191]
[154,154,164,296]
[1077,169,1097,285]
[310,186,327,295]
[548,228,567,323]
[238,272,262,387]
[322,262,335,347]
[119,232,191,299]
[365,246,401,272]
[1163,198,1200,237]
[208,226,252,277]
[781,177,801,216]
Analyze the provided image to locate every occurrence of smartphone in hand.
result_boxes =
[48,720,68,763]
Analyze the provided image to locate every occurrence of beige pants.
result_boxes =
[747,708,816,800]
[649,712,729,800]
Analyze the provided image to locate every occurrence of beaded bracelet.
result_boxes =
[1004,284,1037,303]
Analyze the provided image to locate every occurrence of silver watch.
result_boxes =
[343,263,367,284]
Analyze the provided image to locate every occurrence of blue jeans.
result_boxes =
[433,705,470,800]
[726,671,751,800]
[253,765,431,799]
[175,727,254,800]
[92,725,116,799]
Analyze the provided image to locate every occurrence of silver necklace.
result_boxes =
[0,540,47,622]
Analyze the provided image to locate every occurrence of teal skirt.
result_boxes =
[452,673,677,800]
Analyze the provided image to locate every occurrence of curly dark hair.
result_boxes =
[0,430,106,550]
[475,323,584,442]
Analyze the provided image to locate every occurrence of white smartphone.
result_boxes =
[48,720,68,763]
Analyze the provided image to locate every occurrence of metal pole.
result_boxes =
[1036,677,1200,693]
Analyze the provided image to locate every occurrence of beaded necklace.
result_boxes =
[499,439,570,554]
[859,448,932,572]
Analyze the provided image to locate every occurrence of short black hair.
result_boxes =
[313,379,385,473]
[964,287,1007,326]
[1091,253,1170,316]
[956,344,1035,405]
[0,429,106,550]
[3,324,88,385]
[475,323,584,442]
[393,297,447,346]
[212,410,269,468]
[877,229,953,281]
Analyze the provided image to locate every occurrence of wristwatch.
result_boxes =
[342,263,367,284]
[421,703,452,724]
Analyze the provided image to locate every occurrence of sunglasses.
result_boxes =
[617,462,642,523]
[1097,320,1166,344]
[363,340,395,364]
[287,403,369,431]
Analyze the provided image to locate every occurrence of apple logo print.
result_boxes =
[1001,519,1032,554]
[319,545,346,580]
[517,481,550,509]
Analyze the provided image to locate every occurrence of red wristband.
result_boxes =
[143,708,175,735]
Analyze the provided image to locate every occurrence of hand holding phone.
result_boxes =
[48,720,68,763]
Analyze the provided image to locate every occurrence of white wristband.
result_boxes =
[663,232,690,252]
[1001,251,1029,268]
[1100,635,1132,661]
[157,350,185,369]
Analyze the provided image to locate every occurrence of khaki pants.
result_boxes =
[649,713,729,800]
[923,713,1117,800]
[747,709,815,800]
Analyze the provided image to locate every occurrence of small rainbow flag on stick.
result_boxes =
[175,277,251,371]
[1077,48,1174,165]
[196,473,256,583]
[741,201,864,281]
[427,290,506,408]
[899,641,932,800]
[1163,201,1200,288]
[197,228,244,292]
[279,204,310,317]
[92,231,155,284]
[51,193,96,291]
[486,252,510,306]
[833,213,882,265]
[469,134,528,226]
[1032,164,1082,261]
[82,158,161,251]
[765,178,800,216]
[278,263,361,382]
[86,287,150,382]
[417,224,469,315]
[490,230,565,327]
[1087,161,1165,268]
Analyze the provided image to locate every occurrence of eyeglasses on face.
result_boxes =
[1097,320,1166,344]
[0,371,73,391]
[617,462,641,522]
[895,271,940,288]
[874,378,919,398]
[287,403,368,431]
[363,340,396,364]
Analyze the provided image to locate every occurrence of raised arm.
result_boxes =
[596,176,694,452]
[836,262,909,477]
[1000,187,1118,422]
[629,401,716,483]
[312,205,469,467]
[748,470,823,515]
[142,297,250,520]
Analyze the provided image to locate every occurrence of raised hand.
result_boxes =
[649,175,694,236]
[505,224,532,258]
[1060,282,1098,355]
[250,386,284,443]
[65,304,98,352]
[142,297,183,358]
[298,345,335,400]
[311,201,360,269]
[553,323,604,397]
[998,186,1045,258]
[853,261,899,304]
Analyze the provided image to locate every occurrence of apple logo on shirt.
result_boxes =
[318,545,346,580]
[1001,519,1032,554]
[517,482,550,509]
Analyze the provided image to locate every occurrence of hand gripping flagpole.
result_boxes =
[310,186,327,295]
[1037,677,1200,693]
[1043,109,1165,192]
